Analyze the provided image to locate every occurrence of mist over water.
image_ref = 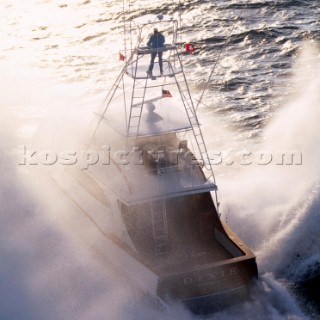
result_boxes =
[1,0,320,319]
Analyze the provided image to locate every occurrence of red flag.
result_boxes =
[185,43,195,54]
[162,89,172,98]
[119,52,125,61]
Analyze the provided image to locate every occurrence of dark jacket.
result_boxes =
[147,32,165,49]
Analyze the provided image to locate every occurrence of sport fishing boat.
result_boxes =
[54,13,258,313]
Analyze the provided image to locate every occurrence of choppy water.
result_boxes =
[1,0,320,319]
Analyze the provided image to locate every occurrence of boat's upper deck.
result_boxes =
[88,132,216,204]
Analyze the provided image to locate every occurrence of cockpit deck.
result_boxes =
[121,192,242,275]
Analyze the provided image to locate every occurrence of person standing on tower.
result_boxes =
[146,28,165,76]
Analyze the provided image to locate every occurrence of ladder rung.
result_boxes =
[156,238,168,244]
[153,211,164,218]
[155,245,168,254]
[156,251,167,255]
[154,222,166,231]
[154,234,167,240]
[156,244,167,249]
[154,239,167,244]
[154,230,167,237]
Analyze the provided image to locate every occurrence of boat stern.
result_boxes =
[156,225,258,313]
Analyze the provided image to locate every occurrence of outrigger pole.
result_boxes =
[196,6,246,110]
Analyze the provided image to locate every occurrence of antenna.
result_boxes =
[122,0,127,57]
[178,0,182,42]
[172,0,182,43]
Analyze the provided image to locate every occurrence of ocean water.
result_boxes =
[1,0,320,319]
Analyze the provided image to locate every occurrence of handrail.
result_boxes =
[137,45,177,54]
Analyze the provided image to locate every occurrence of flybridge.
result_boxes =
[86,11,218,206]
[125,52,181,79]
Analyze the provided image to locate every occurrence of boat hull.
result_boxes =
[157,249,257,313]
[182,285,249,314]
[52,168,258,314]
[156,222,258,313]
